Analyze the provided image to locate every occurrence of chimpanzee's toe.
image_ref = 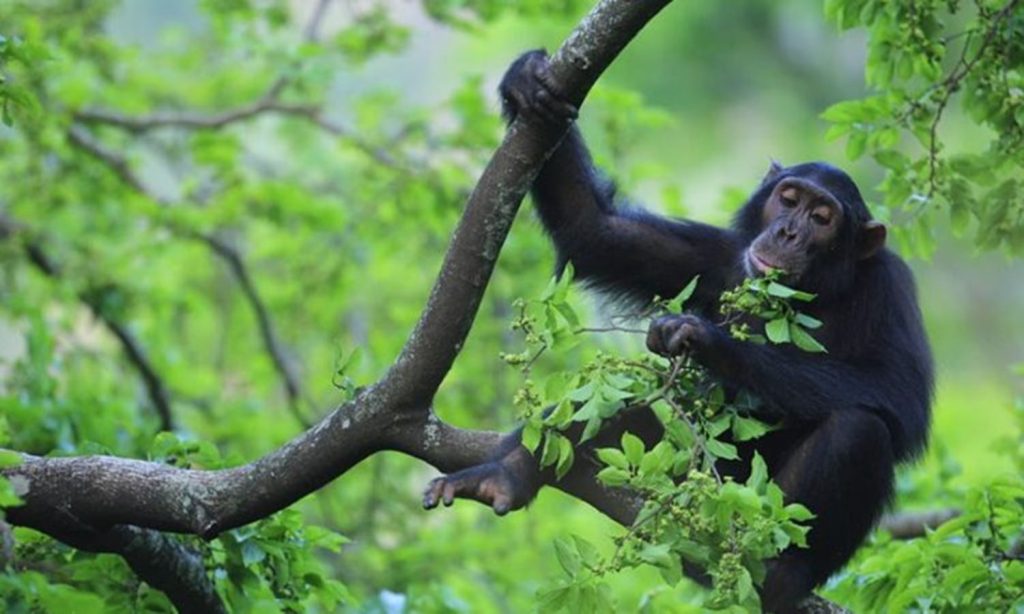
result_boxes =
[422,461,524,515]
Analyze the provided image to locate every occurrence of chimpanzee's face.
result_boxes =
[744,177,845,281]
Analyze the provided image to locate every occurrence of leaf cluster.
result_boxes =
[504,274,829,611]
[823,0,1024,256]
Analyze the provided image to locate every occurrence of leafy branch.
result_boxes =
[0,2,675,611]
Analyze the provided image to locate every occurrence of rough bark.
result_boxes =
[2,0,669,609]
[1,2,853,611]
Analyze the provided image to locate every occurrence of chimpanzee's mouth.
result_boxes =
[747,250,783,274]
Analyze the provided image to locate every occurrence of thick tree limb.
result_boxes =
[382,0,674,407]
[3,2,849,611]
[53,525,225,613]
[7,0,666,535]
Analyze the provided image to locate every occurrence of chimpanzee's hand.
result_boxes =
[498,49,578,125]
[646,314,717,357]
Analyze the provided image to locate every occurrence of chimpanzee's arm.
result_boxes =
[646,314,930,459]
[501,51,741,306]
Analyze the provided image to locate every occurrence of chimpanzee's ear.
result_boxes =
[857,221,887,260]
[761,159,784,186]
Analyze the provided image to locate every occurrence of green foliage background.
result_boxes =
[0,0,1021,611]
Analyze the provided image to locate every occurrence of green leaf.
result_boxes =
[555,435,575,480]
[0,449,22,468]
[572,536,600,568]
[704,438,739,460]
[540,433,559,467]
[596,467,629,487]
[794,312,823,330]
[553,537,582,577]
[638,543,673,568]
[580,416,603,443]
[790,325,827,353]
[567,382,596,402]
[598,383,634,402]
[639,450,662,475]
[674,538,710,565]
[544,400,574,429]
[733,416,771,442]
[707,415,731,437]
[784,503,815,521]
[846,130,867,160]
[621,432,646,466]
[596,447,629,470]
[665,275,700,312]
[554,301,580,330]
[767,282,815,301]
[537,586,571,611]
[765,318,790,344]
[746,452,768,491]
[522,422,542,453]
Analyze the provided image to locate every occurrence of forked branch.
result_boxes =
[3,0,671,609]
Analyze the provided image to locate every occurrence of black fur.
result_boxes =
[425,51,934,614]
[505,51,933,611]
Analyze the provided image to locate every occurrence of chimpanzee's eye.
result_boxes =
[811,212,830,225]
[779,188,798,207]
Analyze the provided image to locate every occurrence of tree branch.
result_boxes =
[73,0,336,135]
[202,233,310,426]
[879,508,960,539]
[381,0,674,408]
[73,101,319,134]
[65,126,309,419]
[3,3,848,612]
[0,214,175,431]
[53,525,225,613]
[6,0,667,545]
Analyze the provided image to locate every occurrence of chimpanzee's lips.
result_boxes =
[748,251,782,273]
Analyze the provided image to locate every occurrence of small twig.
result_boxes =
[1,214,175,431]
[263,0,334,100]
[578,325,646,334]
[645,354,723,482]
[79,1,335,130]
[879,508,960,539]
[1008,535,1024,560]
[202,233,311,427]
[66,127,309,424]
[923,0,1020,196]
[302,0,333,41]
[521,344,548,372]
[66,126,148,193]
[302,111,404,167]
[74,101,318,134]
[608,496,670,567]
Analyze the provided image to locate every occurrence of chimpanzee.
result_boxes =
[423,50,933,612]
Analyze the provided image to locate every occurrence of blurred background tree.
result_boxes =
[0,0,1020,611]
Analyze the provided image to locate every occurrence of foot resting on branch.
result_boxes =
[423,446,541,516]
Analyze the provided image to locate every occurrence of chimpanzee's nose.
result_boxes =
[776,219,798,243]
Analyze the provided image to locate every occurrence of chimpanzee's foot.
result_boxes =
[422,448,540,515]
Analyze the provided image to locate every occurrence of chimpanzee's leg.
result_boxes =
[423,405,663,515]
[760,410,894,613]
